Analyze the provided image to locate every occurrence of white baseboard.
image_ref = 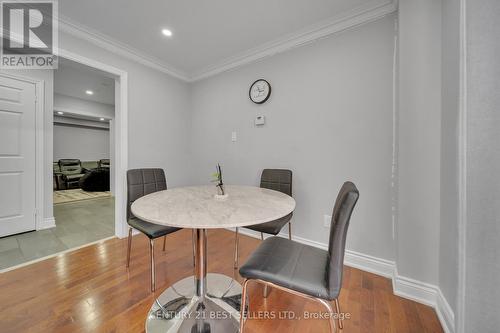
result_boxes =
[393,272,437,307]
[232,227,454,333]
[38,217,56,230]
[344,249,395,278]
[436,288,456,333]
[234,227,395,278]
[393,271,455,333]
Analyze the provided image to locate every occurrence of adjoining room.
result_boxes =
[0,59,116,270]
[52,59,115,248]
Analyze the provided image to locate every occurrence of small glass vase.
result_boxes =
[214,185,228,200]
[217,185,225,196]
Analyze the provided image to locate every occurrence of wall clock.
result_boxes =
[249,79,271,104]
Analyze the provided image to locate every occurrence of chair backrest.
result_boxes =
[260,169,292,196]
[327,181,359,298]
[58,159,82,174]
[53,162,61,173]
[99,159,110,168]
[126,168,167,220]
[82,161,99,170]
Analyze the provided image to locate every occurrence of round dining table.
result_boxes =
[131,185,296,333]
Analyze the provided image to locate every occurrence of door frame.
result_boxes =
[0,72,45,233]
[53,48,129,238]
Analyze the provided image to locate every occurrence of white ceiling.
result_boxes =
[59,0,390,79]
[55,58,115,105]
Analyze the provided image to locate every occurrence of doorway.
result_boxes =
[51,58,116,250]
[0,50,128,271]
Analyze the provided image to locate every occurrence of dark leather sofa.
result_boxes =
[53,159,110,190]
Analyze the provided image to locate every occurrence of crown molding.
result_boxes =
[189,0,397,82]
[56,0,396,83]
[58,15,190,82]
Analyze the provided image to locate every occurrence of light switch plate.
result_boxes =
[231,131,237,142]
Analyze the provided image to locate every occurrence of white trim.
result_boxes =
[234,227,454,332]
[0,236,116,274]
[190,0,397,81]
[56,1,396,82]
[393,272,437,307]
[234,227,396,278]
[457,0,467,332]
[57,49,129,239]
[393,272,455,333]
[35,80,45,231]
[58,16,190,82]
[38,217,56,230]
[344,250,395,278]
[437,288,456,333]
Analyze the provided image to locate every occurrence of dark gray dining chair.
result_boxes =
[239,181,359,333]
[126,168,194,292]
[233,169,293,269]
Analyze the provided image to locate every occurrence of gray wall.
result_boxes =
[0,32,192,221]
[53,124,110,161]
[397,0,442,285]
[190,16,396,260]
[440,0,460,315]
[464,0,500,331]
[53,32,192,210]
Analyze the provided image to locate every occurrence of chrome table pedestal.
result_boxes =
[146,229,244,333]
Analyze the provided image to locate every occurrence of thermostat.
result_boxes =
[255,115,265,126]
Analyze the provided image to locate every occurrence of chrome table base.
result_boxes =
[146,273,243,333]
[146,229,245,333]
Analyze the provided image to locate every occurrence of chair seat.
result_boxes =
[245,213,292,235]
[128,217,180,239]
[64,173,85,180]
[239,236,335,300]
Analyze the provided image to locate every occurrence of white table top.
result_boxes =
[131,185,296,229]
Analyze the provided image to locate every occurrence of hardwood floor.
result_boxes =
[0,229,443,333]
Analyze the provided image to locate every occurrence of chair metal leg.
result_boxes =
[334,298,343,330]
[263,284,271,298]
[288,222,292,240]
[239,279,250,333]
[318,299,337,333]
[149,239,155,292]
[249,279,337,332]
[260,232,264,241]
[191,229,196,267]
[234,227,239,269]
[126,227,132,268]
[162,235,166,251]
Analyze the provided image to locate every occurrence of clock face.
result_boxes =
[249,79,271,104]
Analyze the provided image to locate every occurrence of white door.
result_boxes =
[0,74,37,237]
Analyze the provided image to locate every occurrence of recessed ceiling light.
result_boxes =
[57,111,64,115]
[86,90,94,95]
[100,118,105,121]
[161,29,173,37]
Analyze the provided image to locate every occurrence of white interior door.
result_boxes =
[0,74,37,237]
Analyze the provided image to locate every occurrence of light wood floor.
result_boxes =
[0,229,443,332]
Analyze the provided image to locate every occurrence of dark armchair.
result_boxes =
[99,159,110,168]
[59,159,86,189]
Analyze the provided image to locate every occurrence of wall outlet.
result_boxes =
[323,215,332,228]
[231,131,237,142]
